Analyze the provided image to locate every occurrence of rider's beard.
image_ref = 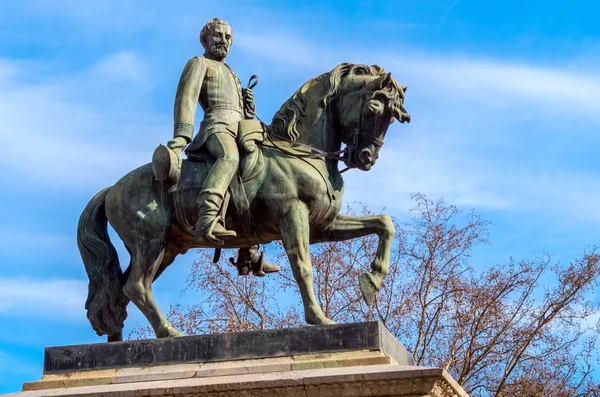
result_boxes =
[210,44,229,61]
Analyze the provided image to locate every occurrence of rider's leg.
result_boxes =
[195,133,239,244]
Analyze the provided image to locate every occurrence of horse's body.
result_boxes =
[77,63,410,341]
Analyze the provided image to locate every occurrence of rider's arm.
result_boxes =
[173,57,206,143]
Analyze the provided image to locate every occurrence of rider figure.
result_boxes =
[167,18,253,244]
[166,18,279,276]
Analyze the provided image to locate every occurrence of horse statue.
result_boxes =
[77,62,411,341]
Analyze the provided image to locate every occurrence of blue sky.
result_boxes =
[1,0,600,393]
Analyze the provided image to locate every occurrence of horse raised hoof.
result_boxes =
[359,272,378,305]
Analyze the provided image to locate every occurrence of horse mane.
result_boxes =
[268,63,405,141]
[368,67,408,122]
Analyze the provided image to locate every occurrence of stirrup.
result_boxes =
[195,218,236,245]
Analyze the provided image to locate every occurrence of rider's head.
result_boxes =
[200,18,233,61]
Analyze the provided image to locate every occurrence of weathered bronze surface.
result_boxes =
[77,18,411,341]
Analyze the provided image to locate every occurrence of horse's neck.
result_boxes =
[295,102,344,185]
[268,75,344,180]
[295,102,342,155]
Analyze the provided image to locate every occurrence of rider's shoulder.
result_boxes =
[185,56,209,69]
[197,56,222,71]
[195,55,213,65]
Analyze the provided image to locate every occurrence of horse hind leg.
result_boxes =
[153,244,180,282]
[123,241,183,338]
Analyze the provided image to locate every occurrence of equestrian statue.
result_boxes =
[77,18,411,341]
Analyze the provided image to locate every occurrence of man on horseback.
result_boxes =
[164,18,279,277]
[167,18,251,244]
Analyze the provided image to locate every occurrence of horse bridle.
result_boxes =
[339,94,386,166]
[260,92,383,170]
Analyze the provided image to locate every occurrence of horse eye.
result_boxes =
[367,102,382,116]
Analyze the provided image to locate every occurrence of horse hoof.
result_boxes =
[305,306,336,325]
[359,272,377,305]
[107,331,123,342]
[307,316,336,326]
[157,327,183,338]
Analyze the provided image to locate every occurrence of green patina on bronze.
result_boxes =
[77,18,411,342]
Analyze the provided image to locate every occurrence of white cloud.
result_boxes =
[0,229,72,253]
[0,53,167,189]
[90,50,150,86]
[0,278,87,322]
[392,55,600,117]
[344,141,512,212]
[344,142,600,223]
[0,61,18,81]
[236,31,330,71]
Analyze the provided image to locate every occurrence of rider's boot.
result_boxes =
[233,246,281,276]
[194,157,238,244]
[248,245,280,276]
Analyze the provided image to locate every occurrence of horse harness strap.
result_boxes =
[263,134,345,161]
[342,94,384,149]
[251,107,346,162]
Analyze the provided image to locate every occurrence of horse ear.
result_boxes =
[381,72,392,89]
[368,72,392,90]
[402,85,408,93]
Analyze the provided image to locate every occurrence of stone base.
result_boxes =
[6,323,469,397]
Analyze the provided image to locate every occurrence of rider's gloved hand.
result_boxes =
[243,141,257,152]
[167,136,188,151]
[242,87,254,103]
[242,88,256,119]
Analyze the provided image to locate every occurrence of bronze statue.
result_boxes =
[77,22,411,340]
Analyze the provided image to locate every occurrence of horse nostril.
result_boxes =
[359,149,372,164]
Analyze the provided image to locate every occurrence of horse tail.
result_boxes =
[77,187,128,339]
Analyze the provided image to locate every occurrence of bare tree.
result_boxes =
[130,193,600,396]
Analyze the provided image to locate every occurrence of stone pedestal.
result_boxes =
[6,322,468,397]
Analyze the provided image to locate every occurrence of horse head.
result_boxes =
[268,62,410,171]
[333,64,411,171]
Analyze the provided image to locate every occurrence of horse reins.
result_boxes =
[248,76,381,173]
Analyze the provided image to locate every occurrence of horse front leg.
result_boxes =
[279,203,335,325]
[312,213,395,305]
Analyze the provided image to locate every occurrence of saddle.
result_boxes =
[152,119,266,233]
[236,119,265,183]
